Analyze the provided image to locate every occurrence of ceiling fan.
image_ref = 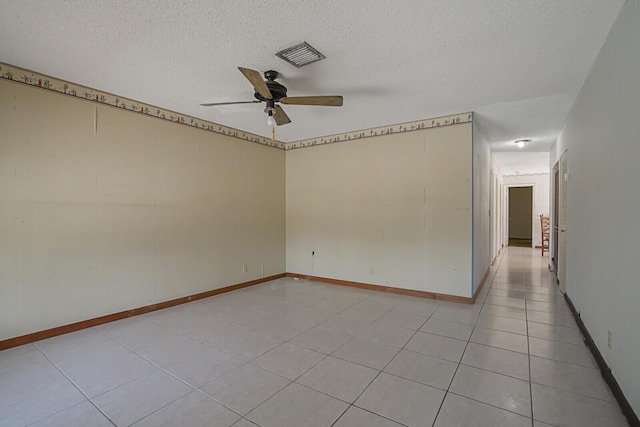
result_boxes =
[200,67,343,127]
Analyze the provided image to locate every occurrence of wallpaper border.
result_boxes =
[0,62,284,149]
[1,62,472,150]
[284,112,472,150]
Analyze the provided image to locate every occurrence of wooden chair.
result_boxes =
[540,214,550,256]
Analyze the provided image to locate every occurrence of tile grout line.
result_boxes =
[339,406,411,427]
[90,326,253,424]
[28,252,560,421]
[116,282,403,426]
[521,253,536,427]
[246,288,400,391]
[31,342,117,427]
[102,283,405,426]
[190,252,536,424]
[4,254,600,427]
[245,288,415,427]
[330,301,440,427]
[26,251,568,427]
[430,250,505,426]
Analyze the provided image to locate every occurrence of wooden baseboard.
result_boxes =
[564,293,640,427]
[0,273,285,351]
[1,270,484,351]
[285,273,474,304]
[492,247,502,265]
[472,268,491,303]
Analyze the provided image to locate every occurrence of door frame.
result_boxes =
[490,169,503,264]
[504,183,535,248]
[490,170,497,263]
[557,150,569,292]
[551,162,560,273]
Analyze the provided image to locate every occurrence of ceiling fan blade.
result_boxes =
[280,96,343,107]
[273,105,292,126]
[238,67,272,100]
[200,100,261,106]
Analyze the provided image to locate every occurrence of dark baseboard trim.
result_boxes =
[564,293,639,427]
[0,273,286,351]
[285,273,474,304]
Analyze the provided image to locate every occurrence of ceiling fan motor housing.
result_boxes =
[201,67,342,126]
[254,70,287,102]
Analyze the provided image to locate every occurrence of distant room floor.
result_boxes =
[0,247,627,426]
[509,238,533,247]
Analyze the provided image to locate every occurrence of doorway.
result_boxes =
[490,171,502,263]
[508,186,533,247]
[557,151,569,292]
[552,162,560,273]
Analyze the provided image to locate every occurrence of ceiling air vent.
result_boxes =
[276,42,326,68]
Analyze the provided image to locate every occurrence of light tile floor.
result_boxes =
[0,247,630,426]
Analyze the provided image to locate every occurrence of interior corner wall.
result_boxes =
[502,174,550,248]
[472,119,491,292]
[550,0,640,414]
[0,80,286,341]
[285,123,473,298]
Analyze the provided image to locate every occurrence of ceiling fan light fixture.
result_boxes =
[276,42,326,68]
[201,67,341,128]
[266,111,276,127]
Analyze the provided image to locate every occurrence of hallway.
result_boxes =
[478,247,627,426]
[0,248,629,426]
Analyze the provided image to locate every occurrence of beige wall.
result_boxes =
[286,124,473,297]
[0,74,483,341]
[0,80,285,341]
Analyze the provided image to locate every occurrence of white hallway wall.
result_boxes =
[551,0,640,414]
[490,156,504,262]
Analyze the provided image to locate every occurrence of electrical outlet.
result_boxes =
[369,268,375,275]
[243,264,248,273]
[607,330,612,349]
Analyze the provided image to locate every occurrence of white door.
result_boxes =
[558,151,569,292]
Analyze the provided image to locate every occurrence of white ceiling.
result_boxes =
[493,152,550,176]
[0,0,624,172]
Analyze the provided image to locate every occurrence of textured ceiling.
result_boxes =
[493,152,551,176]
[0,0,625,171]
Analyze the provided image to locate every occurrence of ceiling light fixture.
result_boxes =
[514,139,531,148]
[266,111,276,127]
